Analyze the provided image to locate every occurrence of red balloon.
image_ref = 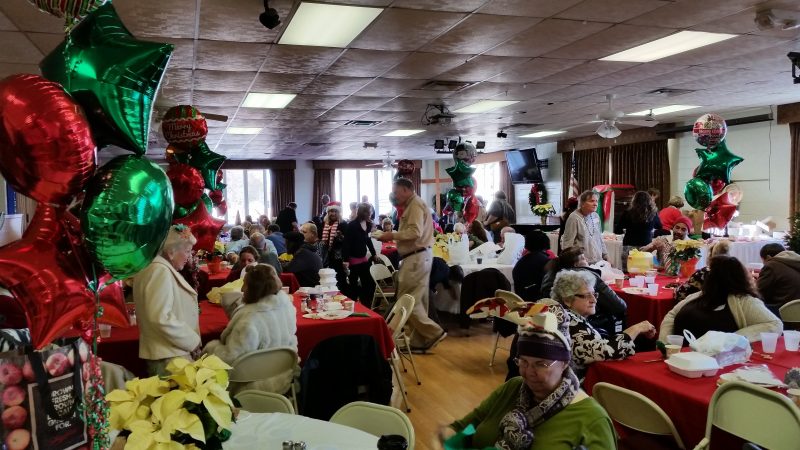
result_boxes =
[161,105,208,149]
[215,200,227,216]
[0,204,94,348]
[208,189,224,205]
[0,74,96,204]
[462,195,478,223]
[710,179,726,195]
[97,275,129,328]
[173,201,224,252]
[704,194,737,230]
[168,163,205,207]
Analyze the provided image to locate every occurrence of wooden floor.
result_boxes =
[388,319,511,450]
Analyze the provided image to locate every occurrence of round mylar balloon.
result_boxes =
[684,177,714,210]
[692,113,727,147]
[81,155,174,279]
[27,0,108,26]
[0,74,96,204]
[161,105,208,149]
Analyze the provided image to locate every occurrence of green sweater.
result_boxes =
[451,378,617,450]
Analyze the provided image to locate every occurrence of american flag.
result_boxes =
[568,155,579,199]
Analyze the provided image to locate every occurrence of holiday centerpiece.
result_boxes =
[197,241,225,273]
[107,355,235,450]
[669,239,704,277]
[531,204,556,225]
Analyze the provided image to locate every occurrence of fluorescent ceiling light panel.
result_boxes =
[453,100,519,114]
[242,93,296,109]
[383,129,425,137]
[520,131,566,138]
[226,127,262,135]
[600,31,737,62]
[629,105,700,116]
[279,2,383,47]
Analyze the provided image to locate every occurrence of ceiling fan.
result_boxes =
[365,150,397,169]
[594,94,659,138]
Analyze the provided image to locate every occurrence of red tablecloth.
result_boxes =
[584,338,798,448]
[96,295,393,377]
[199,265,299,294]
[381,242,397,256]
[611,274,682,327]
[293,295,394,361]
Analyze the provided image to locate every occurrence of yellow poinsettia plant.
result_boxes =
[107,355,235,450]
[278,253,294,262]
[531,203,556,218]
[670,239,703,261]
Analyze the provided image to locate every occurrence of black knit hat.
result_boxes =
[516,309,571,362]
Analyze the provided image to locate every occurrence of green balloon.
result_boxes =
[694,140,744,185]
[81,155,174,279]
[447,188,464,212]
[446,160,476,188]
[171,141,225,190]
[174,201,198,219]
[684,177,713,210]
[201,193,213,213]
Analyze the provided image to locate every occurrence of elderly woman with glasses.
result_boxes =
[550,270,655,379]
[438,312,617,450]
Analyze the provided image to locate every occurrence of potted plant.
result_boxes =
[531,204,556,225]
[668,239,704,277]
[199,242,226,274]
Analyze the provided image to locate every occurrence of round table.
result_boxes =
[224,412,378,449]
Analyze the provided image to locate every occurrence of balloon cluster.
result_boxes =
[0,2,176,350]
[684,114,744,230]
[162,105,226,251]
[443,143,479,223]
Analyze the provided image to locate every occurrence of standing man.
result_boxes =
[276,202,298,233]
[378,178,446,352]
[484,191,516,243]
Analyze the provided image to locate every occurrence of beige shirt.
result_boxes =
[133,255,201,360]
[394,193,434,256]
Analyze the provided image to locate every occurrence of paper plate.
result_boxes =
[319,310,353,320]
[622,287,649,295]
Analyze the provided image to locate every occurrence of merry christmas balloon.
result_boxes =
[161,105,208,150]
[27,0,108,27]
[692,113,727,147]
[453,142,478,165]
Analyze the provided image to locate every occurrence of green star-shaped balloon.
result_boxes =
[40,3,173,155]
[172,141,226,191]
[446,160,476,188]
[694,139,743,185]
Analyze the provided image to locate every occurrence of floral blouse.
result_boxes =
[566,309,636,380]
[674,266,709,303]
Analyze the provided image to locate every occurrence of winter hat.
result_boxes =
[673,216,693,230]
[326,201,342,212]
[517,307,571,362]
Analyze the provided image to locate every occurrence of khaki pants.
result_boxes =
[397,249,443,347]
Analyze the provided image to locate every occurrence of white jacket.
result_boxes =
[203,290,298,364]
[659,292,783,342]
[133,256,201,360]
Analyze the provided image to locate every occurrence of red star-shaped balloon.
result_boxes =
[0,204,94,348]
[173,200,225,252]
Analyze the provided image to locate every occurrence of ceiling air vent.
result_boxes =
[303,142,329,147]
[418,80,477,92]
[344,120,382,127]
[646,88,696,97]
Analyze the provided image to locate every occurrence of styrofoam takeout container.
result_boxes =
[665,352,720,378]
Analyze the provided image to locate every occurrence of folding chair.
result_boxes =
[330,401,415,450]
[229,347,299,413]
[779,299,800,330]
[370,263,396,311]
[235,390,295,414]
[489,290,527,367]
[377,253,395,272]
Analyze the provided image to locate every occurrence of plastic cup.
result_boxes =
[614,278,625,289]
[646,269,657,278]
[784,330,800,351]
[281,286,290,294]
[647,283,659,296]
[344,300,355,312]
[761,332,780,353]
[99,324,112,338]
[665,344,681,357]
[666,335,685,347]
[476,257,483,265]
[644,276,656,285]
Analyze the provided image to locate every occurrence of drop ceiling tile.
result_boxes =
[199,0,294,43]
[382,52,469,79]
[490,58,586,83]
[423,14,540,54]
[326,49,409,77]
[263,45,343,74]
[159,38,194,69]
[234,108,282,120]
[281,94,344,110]
[114,0,197,38]
[628,65,737,88]
[378,97,447,112]
[161,68,194,89]
[196,40,268,71]
[692,7,800,38]
[194,70,255,92]
[436,55,530,82]
[228,118,272,128]
[543,24,675,60]
[555,0,669,23]
[536,84,609,101]
[319,109,367,120]
[708,45,799,70]
[24,32,62,55]
[250,72,317,93]
[302,75,373,96]
[0,0,63,32]
[276,108,328,119]
[477,0,584,17]
[356,78,426,97]
[156,89,193,105]
[0,11,15,30]
[193,90,245,107]
[0,31,41,63]
[330,96,391,111]
[494,83,572,100]
[486,19,613,57]
[626,0,761,28]
[584,63,686,86]
[448,82,520,100]
[351,8,466,51]
[657,35,792,67]
[534,60,639,84]
[0,62,39,77]
[391,0,487,12]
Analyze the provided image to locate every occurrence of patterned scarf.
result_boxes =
[321,221,339,247]
[495,368,581,450]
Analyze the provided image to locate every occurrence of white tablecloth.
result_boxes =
[224,412,379,450]
[547,232,559,253]
[435,261,515,314]
[601,238,781,270]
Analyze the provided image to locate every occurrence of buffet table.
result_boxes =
[97,296,392,376]
[584,338,800,447]
[610,274,683,328]
[224,412,378,449]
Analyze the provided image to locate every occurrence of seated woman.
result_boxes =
[673,239,730,302]
[248,232,282,275]
[203,264,298,395]
[512,231,553,302]
[551,270,655,380]
[469,220,488,247]
[659,256,782,342]
[381,217,394,233]
[225,245,259,283]
[440,312,617,450]
[540,247,627,338]
[453,222,483,249]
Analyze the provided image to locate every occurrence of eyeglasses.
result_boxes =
[513,358,559,371]
[573,292,598,300]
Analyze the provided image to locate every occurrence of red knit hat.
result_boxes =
[326,201,342,212]
[674,216,693,230]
